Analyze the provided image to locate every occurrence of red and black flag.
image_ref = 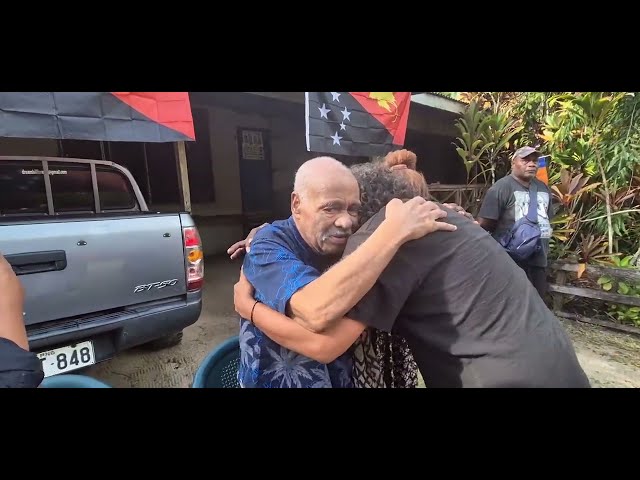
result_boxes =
[0,92,195,143]
[305,92,411,157]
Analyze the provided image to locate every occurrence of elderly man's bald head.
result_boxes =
[291,156,361,256]
[293,156,356,199]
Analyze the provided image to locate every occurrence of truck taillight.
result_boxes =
[183,226,204,291]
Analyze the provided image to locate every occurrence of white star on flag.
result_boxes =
[318,103,330,119]
[305,91,413,157]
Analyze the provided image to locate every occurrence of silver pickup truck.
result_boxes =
[0,155,204,378]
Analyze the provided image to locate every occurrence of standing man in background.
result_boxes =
[477,146,554,297]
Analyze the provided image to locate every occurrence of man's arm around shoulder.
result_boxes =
[235,250,420,364]
[288,198,456,333]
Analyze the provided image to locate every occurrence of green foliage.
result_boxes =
[453,101,522,184]
[453,101,494,182]
[453,92,640,324]
[434,92,461,100]
[454,91,640,262]
[597,256,640,326]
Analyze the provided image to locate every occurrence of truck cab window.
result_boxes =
[97,168,137,211]
[0,162,48,215]
[49,163,94,213]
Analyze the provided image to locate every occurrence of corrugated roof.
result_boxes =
[410,93,467,114]
[428,92,468,104]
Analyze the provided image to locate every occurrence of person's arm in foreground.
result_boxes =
[0,255,28,350]
[235,225,421,363]
[0,254,44,388]
[235,270,365,362]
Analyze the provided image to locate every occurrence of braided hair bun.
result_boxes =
[382,149,428,197]
[383,149,417,171]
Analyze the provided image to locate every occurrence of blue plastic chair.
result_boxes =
[40,374,112,388]
[192,336,240,388]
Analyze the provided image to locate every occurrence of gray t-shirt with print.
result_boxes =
[478,175,554,267]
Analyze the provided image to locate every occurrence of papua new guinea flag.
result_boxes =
[0,92,195,142]
[305,92,411,157]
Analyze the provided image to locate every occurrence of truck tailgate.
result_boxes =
[1,214,187,326]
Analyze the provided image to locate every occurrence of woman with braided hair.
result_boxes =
[349,149,478,387]
[349,149,424,388]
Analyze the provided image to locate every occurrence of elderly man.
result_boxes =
[235,158,590,388]
[0,254,44,388]
[237,156,457,388]
[477,146,554,297]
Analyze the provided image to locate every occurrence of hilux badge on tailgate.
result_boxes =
[134,279,178,293]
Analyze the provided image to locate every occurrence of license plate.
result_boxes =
[37,341,96,377]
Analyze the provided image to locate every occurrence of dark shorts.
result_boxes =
[516,263,548,298]
[0,337,44,388]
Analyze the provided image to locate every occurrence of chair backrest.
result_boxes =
[192,336,240,388]
[40,374,112,388]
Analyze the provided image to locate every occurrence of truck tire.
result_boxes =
[143,331,184,350]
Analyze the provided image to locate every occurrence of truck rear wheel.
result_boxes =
[143,331,184,350]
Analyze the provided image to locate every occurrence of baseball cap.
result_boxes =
[512,146,541,160]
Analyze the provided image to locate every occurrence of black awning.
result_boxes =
[0,92,195,143]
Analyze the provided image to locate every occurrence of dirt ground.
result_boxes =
[85,257,640,388]
[558,318,640,387]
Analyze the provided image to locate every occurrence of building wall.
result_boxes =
[405,130,467,184]
[196,99,467,254]
[0,137,59,156]
[187,101,313,256]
